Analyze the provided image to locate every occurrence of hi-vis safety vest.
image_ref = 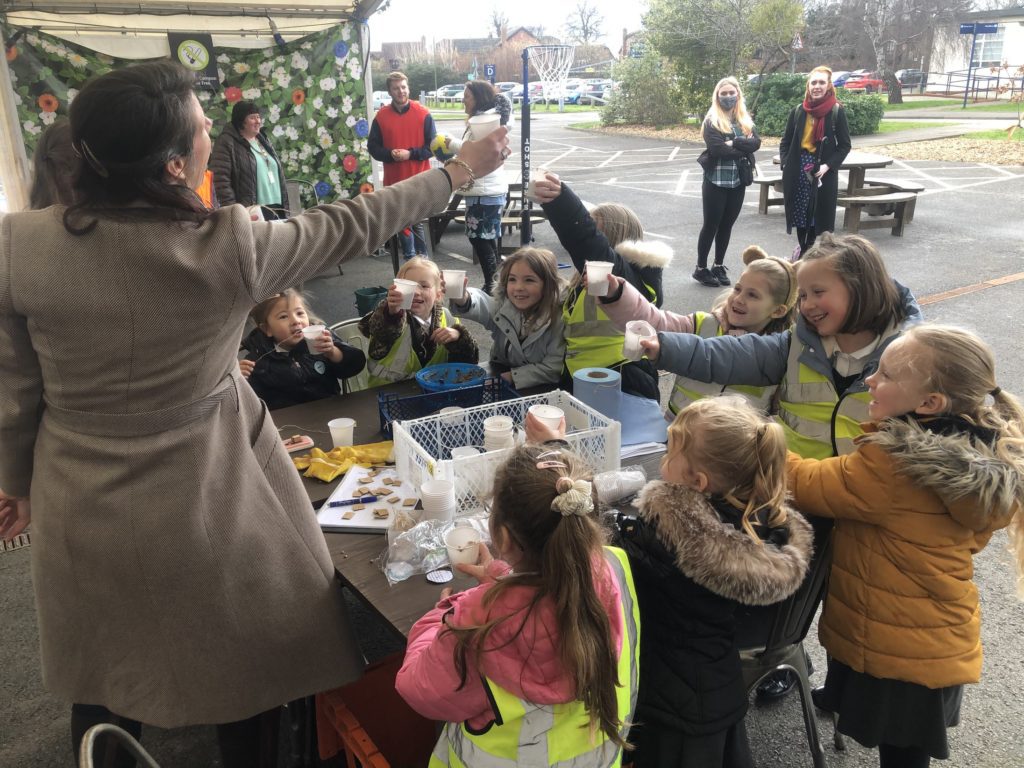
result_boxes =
[667,313,776,416]
[563,284,657,376]
[429,547,640,768]
[775,336,871,458]
[367,308,454,387]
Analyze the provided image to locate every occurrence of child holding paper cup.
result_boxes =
[241,288,366,410]
[595,245,798,416]
[359,257,478,386]
[532,173,672,402]
[435,82,515,295]
[449,247,567,388]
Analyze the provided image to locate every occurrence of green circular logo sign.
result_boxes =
[176,40,210,71]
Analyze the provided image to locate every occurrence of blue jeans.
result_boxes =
[398,222,427,259]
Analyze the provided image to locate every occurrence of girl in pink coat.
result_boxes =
[595,246,797,416]
[396,444,639,765]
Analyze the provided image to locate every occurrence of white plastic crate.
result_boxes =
[393,390,621,515]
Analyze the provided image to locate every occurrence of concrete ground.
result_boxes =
[3,112,1024,768]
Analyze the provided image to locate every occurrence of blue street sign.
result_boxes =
[977,22,999,34]
[960,23,975,34]
[484,63,496,84]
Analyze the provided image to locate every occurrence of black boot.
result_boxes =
[470,237,499,295]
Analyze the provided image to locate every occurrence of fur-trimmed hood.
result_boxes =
[862,417,1024,522]
[615,239,674,270]
[636,481,813,606]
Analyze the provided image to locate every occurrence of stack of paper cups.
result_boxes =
[420,479,457,523]
[483,415,516,452]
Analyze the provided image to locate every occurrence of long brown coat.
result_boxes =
[0,170,452,727]
[786,417,1022,689]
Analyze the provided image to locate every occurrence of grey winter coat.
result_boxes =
[0,169,453,727]
[451,287,565,388]
[208,123,290,210]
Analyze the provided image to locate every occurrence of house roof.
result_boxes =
[961,6,1024,21]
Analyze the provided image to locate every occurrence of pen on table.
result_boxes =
[328,495,378,508]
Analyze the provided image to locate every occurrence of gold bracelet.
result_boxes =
[443,157,476,192]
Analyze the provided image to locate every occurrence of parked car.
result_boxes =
[842,71,887,93]
[542,79,585,104]
[372,90,392,110]
[580,79,613,105]
[494,81,524,102]
[896,69,926,87]
[435,83,465,101]
[831,70,852,87]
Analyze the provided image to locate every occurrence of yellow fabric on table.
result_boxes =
[292,441,395,482]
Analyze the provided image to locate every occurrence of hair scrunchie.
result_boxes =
[551,478,594,517]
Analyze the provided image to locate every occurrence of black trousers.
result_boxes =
[72,703,280,768]
[697,180,746,268]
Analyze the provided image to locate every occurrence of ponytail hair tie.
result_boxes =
[991,386,1002,397]
[551,478,594,517]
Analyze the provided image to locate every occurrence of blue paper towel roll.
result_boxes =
[573,367,621,421]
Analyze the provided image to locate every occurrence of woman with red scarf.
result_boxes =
[779,66,851,258]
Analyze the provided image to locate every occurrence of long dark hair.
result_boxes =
[64,60,210,234]
[463,80,497,114]
[30,118,78,209]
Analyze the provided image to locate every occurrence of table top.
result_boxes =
[772,150,894,169]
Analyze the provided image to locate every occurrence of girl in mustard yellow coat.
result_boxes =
[786,324,1024,768]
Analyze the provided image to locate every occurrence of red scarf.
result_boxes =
[802,91,838,145]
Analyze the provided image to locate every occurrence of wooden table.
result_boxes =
[276,383,664,639]
[772,150,895,195]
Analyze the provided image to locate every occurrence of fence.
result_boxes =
[925,67,1024,101]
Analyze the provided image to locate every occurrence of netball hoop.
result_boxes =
[518,45,575,244]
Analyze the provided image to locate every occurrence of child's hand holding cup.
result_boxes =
[442,269,468,303]
[389,278,418,312]
[301,324,332,355]
[585,261,615,297]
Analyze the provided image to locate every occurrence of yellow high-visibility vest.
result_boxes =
[429,547,641,768]
[562,284,657,376]
[366,308,453,387]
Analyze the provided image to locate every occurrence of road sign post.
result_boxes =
[960,22,1000,108]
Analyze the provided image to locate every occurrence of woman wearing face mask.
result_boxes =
[694,77,761,287]
[779,66,852,259]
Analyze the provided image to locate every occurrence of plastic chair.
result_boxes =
[330,318,370,394]
[80,723,161,768]
[735,521,834,768]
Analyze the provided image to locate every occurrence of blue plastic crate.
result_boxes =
[378,377,519,438]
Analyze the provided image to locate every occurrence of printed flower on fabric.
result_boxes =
[333,41,349,59]
[258,61,274,77]
[291,52,309,70]
[23,120,41,136]
[233,62,251,74]
[314,180,331,198]
[343,154,357,172]
[40,110,57,125]
[225,86,243,103]
[319,134,333,148]
[319,76,336,93]
[68,53,88,69]
[312,96,324,110]
[217,53,230,64]
[292,88,306,105]
[243,88,261,100]
[360,182,374,194]
[326,106,338,119]
[37,93,59,112]
[355,118,369,137]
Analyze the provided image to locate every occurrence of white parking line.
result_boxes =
[673,170,690,196]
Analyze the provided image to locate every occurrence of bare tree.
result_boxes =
[565,0,604,45]
[490,8,509,39]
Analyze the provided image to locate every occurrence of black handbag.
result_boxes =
[736,154,754,186]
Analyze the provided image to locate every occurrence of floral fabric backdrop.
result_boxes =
[2,24,372,203]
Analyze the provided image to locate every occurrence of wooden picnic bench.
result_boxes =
[861,178,925,222]
[838,191,918,236]
[753,175,785,214]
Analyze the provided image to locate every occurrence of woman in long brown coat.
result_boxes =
[0,61,506,765]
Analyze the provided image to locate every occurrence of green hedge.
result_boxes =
[601,53,687,128]
[749,74,885,136]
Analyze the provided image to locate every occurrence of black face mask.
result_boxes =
[719,95,738,110]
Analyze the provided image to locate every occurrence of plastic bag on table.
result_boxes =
[593,465,648,506]
[384,514,491,585]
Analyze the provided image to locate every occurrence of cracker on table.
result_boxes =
[387,495,400,504]
[352,504,365,511]
[373,508,389,519]
[402,498,417,508]
[358,476,372,484]
[356,486,371,495]
[351,492,362,498]
[372,487,390,496]
[342,511,355,520]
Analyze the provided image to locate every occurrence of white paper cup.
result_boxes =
[623,320,657,361]
[328,417,356,448]
[301,324,326,343]
[445,526,481,566]
[450,446,482,460]
[468,113,501,141]
[392,278,418,310]
[586,261,614,296]
[442,269,466,300]
[483,415,514,433]
[528,403,564,430]
[525,167,550,203]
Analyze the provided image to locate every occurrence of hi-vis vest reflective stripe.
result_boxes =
[429,547,640,768]
[562,283,657,376]
[367,308,452,386]
[776,336,871,458]
[667,314,776,416]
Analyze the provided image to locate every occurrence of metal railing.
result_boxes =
[925,67,1023,101]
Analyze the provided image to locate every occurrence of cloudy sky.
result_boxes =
[367,0,646,53]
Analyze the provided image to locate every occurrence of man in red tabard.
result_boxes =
[367,71,437,259]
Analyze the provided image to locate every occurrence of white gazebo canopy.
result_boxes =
[0,0,387,209]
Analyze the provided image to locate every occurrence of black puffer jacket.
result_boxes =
[242,327,364,410]
[618,481,813,735]
[208,123,290,210]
